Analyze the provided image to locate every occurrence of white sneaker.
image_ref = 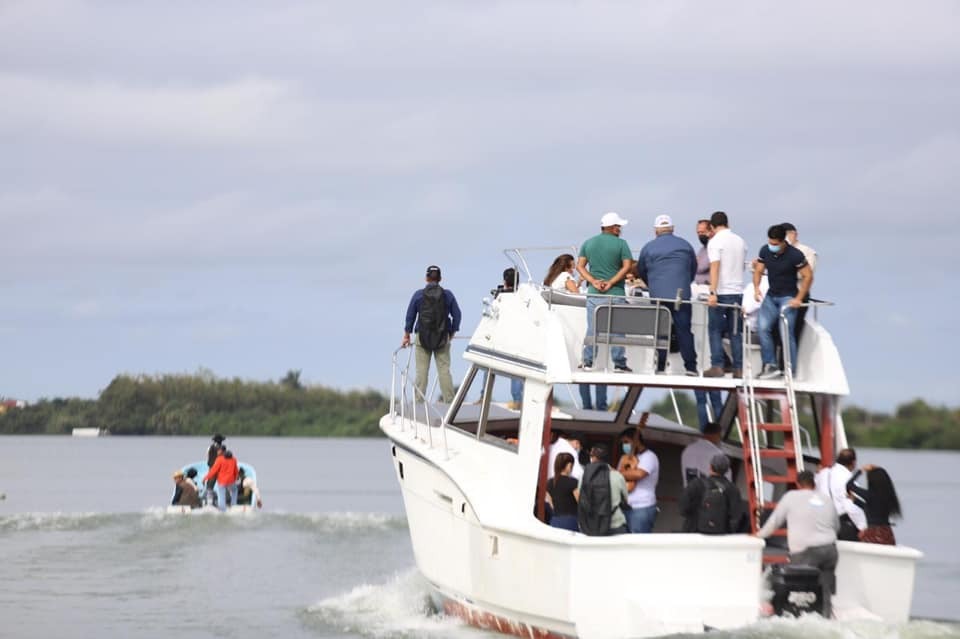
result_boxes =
[757,364,783,380]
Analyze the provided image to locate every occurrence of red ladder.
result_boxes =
[737,388,802,564]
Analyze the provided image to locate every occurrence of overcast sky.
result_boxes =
[1,1,957,411]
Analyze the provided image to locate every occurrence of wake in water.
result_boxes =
[0,510,407,534]
[304,570,960,639]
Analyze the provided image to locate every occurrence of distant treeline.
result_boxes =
[0,370,387,437]
[645,394,959,450]
[2,374,956,448]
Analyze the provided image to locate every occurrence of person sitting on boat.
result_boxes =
[636,213,700,375]
[680,422,731,487]
[544,253,582,293]
[756,470,839,618]
[203,448,239,511]
[578,443,629,536]
[616,427,660,533]
[547,431,584,481]
[754,224,813,379]
[171,469,201,509]
[236,467,263,509]
[546,453,580,531]
[815,448,867,541]
[401,265,462,404]
[577,211,634,373]
[845,464,901,545]
[678,454,744,534]
[184,467,199,489]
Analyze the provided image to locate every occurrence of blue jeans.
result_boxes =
[657,302,697,372]
[759,295,798,372]
[549,514,578,531]
[510,377,523,402]
[214,483,239,511]
[626,505,658,533]
[583,295,627,368]
[694,389,724,429]
[708,294,743,369]
[579,384,608,411]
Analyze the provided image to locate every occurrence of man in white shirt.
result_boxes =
[547,431,584,480]
[815,448,866,539]
[704,211,747,377]
[680,422,732,487]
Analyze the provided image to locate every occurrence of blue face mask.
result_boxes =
[768,243,782,253]
[621,442,632,455]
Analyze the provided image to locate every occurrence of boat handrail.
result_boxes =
[503,246,579,285]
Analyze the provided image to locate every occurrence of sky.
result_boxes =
[0,1,957,411]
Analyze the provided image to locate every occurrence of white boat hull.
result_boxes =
[388,430,765,638]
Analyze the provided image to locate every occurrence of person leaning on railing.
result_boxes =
[753,224,813,380]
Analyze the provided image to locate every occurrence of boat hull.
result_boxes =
[387,431,765,639]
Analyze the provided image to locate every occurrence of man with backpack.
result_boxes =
[577,444,630,536]
[679,454,745,534]
[402,265,462,403]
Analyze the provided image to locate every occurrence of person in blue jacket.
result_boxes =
[635,214,699,375]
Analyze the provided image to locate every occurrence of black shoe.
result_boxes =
[614,364,633,373]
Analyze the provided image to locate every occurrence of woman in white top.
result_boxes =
[544,253,581,293]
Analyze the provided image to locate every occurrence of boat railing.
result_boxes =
[503,246,579,286]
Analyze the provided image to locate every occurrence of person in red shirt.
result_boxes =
[204,448,239,511]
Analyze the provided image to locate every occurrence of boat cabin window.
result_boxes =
[449,366,522,452]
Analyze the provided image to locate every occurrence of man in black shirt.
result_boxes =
[753,224,813,379]
[678,454,744,534]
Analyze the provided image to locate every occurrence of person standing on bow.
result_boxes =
[402,265,462,404]
[577,211,634,376]
[635,214,699,376]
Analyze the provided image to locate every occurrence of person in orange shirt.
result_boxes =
[204,448,239,511]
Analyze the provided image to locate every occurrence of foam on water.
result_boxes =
[304,569,482,638]
[0,509,407,535]
[0,511,124,532]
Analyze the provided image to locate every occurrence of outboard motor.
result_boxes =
[769,564,826,617]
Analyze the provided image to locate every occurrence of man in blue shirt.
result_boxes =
[402,265,462,402]
[754,225,813,379]
[636,214,699,375]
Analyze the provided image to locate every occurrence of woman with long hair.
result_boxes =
[846,464,902,545]
[544,254,581,293]
[547,452,579,531]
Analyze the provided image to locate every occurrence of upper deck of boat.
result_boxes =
[463,280,849,398]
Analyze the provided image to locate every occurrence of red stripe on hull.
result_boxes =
[440,597,573,639]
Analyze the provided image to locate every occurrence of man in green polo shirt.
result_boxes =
[577,211,634,372]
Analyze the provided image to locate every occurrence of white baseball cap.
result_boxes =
[654,214,673,228]
[600,211,629,227]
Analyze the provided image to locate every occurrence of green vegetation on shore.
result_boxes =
[645,393,959,450]
[2,373,956,449]
[0,371,388,437]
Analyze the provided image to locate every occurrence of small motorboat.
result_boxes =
[167,461,259,513]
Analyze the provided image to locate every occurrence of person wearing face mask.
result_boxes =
[693,218,713,287]
[616,427,660,533]
[754,224,813,379]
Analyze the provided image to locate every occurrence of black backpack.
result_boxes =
[577,462,612,536]
[697,477,730,535]
[418,286,448,351]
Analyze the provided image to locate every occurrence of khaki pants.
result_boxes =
[415,337,454,403]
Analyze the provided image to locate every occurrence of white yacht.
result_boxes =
[380,249,921,638]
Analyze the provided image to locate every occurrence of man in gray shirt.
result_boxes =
[757,470,840,617]
[579,444,629,534]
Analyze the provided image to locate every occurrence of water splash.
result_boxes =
[304,569,483,638]
[0,511,124,533]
